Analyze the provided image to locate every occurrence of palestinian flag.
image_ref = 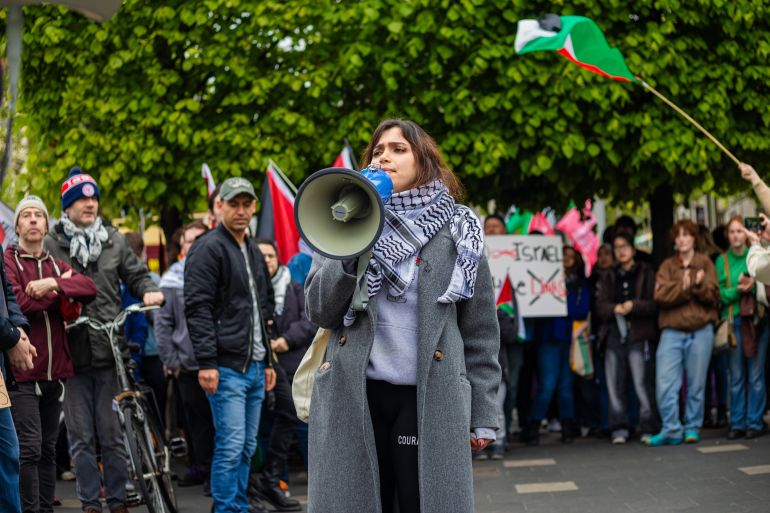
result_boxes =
[496,275,516,317]
[333,142,358,170]
[257,163,300,265]
[515,15,637,83]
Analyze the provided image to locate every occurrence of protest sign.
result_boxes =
[486,235,566,318]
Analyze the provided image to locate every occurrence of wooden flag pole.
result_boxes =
[638,78,740,166]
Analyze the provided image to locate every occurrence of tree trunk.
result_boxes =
[160,205,183,272]
[650,184,674,268]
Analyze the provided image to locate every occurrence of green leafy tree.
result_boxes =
[12,0,770,258]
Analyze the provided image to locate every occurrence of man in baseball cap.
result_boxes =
[219,177,257,201]
[185,176,277,513]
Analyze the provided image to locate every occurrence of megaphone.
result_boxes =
[294,166,393,259]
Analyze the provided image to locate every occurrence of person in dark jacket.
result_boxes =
[528,246,590,445]
[185,177,277,513]
[253,239,315,511]
[44,167,163,513]
[596,232,660,444]
[0,253,32,513]
[476,213,522,460]
[155,220,214,491]
[4,196,97,513]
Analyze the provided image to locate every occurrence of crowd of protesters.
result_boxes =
[478,205,769,456]
[0,155,769,513]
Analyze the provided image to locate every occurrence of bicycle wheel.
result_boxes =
[143,397,178,513]
[124,405,170,513]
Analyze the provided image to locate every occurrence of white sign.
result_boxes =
[486,235,566,318]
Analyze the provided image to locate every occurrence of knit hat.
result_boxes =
[61,166,100,211]
[14,195,49,234]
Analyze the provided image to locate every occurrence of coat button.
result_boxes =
[339,335,347,346]
[433,350,444,361]
[320,362,331,371]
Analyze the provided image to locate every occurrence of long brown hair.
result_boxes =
[360,119,465,201]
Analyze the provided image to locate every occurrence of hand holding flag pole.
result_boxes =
[515,15,740,166]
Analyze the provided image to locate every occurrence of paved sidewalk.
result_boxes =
[54,429,769,512]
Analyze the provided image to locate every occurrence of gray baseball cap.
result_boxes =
[220,177,257,201]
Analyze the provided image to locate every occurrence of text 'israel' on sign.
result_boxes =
[485,235,567,318]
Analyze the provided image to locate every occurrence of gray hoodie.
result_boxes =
[155,259,198,372]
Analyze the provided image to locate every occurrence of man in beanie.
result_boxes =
[0,215,34,513]
[45,167,163,513]
[4,195,96,513]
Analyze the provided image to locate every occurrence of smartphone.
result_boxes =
[744,216,763,232]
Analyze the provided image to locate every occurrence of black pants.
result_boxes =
[367,380,419,513]
[10,381,63,513]
[259,364,297,470]
[177,371,214,474]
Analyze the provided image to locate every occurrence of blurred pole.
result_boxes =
[0,6,23,192]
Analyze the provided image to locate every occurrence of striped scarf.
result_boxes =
[344,180,483,326]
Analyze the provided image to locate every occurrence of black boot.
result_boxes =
[561,419,574,444]
[254,459,301,512]
[716,405,728,428]
[526,421,540,446]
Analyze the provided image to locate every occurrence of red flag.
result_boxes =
[333,144,356,170]
[528,212,555,235]
[257,164,299,265]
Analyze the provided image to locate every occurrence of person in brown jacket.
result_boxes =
[596,232,660,444]
[646,219,719,447]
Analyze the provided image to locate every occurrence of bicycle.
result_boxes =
[67,303,181,513]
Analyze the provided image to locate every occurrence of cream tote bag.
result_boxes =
[292,328,331,422]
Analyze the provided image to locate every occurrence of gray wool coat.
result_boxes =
[304,224,501,513]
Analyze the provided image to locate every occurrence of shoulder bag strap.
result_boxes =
[724,253,733,322]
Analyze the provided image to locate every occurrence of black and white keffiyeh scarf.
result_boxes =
[60,213,109,268]
[343,180,484,326]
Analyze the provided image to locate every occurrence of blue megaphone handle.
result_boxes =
[360,165,393,204]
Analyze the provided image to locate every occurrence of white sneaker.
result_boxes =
[548,419,562,433]
[60,470,75,481]
[612,435,627,445]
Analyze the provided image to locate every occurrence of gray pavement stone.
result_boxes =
[50,428,768,512]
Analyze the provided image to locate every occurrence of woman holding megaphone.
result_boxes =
[303,119,501,513]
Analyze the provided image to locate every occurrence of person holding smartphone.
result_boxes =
[745,213,770,283]
[717,216,768,439]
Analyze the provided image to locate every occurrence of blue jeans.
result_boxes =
[530,341,574,422]
[729,317,769,430]
[656,325,713,438]
[208,361,265,513]
[0,354,21,513]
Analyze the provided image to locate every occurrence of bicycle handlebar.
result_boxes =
[65,303,160,332]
